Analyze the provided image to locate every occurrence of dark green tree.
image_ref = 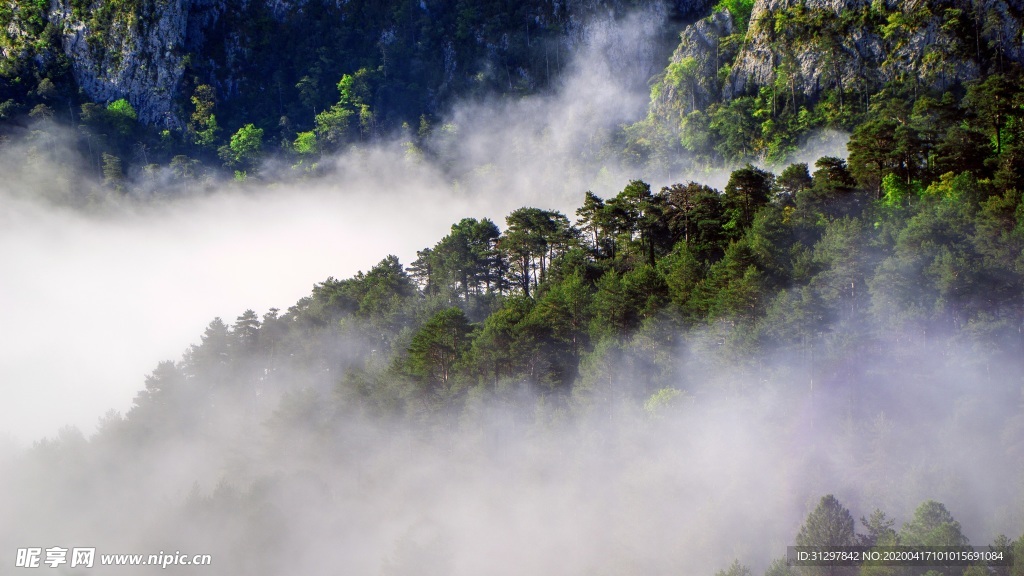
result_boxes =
[858,509,897,547]
[965,73,1017,155]
[500,208,575,297]
[467,296,535,385]
[428,217,504,306]
[900,500,969,547]
[660,242,706,312]
[530,271,592,360]
[663,181,727,261]
[716,560,752,576]
[346,255,417,336]
[128,361,192,436]
[723,165,775,235]
[847,92,926,196]
[774,163,813,206]
[710,97,760,161]
[796,494,856,548]
[406,307,473,391]
[575,191,608,256]
[606,179,670,265]
[933,125,992,178]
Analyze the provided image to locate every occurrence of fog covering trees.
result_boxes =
[4,121,1024,572]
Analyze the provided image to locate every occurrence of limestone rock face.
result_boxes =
[723,0,1024,102]
[653,9,735,116]
[51,0,195,129]
[39,0,1021,132]
[35,0,713,129]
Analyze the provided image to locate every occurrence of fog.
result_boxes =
[1,177,453,440]
[0,4,693,442]
[0,4,860,444]
[2,4,1021,576]
[3,322,1021,575]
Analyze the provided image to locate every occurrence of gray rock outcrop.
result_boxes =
[723,0,1024,102]
[51,0,193,129]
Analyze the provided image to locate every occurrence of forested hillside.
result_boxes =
[3,0,1024,574]
[7,63,1024,574]
[0,0,696,186]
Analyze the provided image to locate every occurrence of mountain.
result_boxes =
[3,0,1022,185]
[0,0,711,129]
[637,0,1024,165]
[725,0,1024,101]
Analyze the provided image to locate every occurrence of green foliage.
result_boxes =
[106,98,137,136]
[590,265,668,338]
[101,152,124,190]
[661,57,700,113]
[627,0,1024,173]
[226,123,264,169]
[413,217,505,310]
[642,386,685,418]
[724,164,775,233]
[1011,534,1024,576]
[713,0,755,33]
[660,243,705,310]
[900,501,969,548]
[847,108,921,197]
[965,74,1019,155]
[406,307,473,391]
[531,271,592,358]
[880,173,912,208]
[662,182,726,261]
[716,559,753,576]
[27,97,1024,565]
[679,110,712,155]
[796,495,856,555]
[775,163,812,205]
[311,68,378,146]
[467,295,535,385]
[859,509,897,547]
[292,131,317,155]
[11,0,1024,521]
[230,123,263,157]
[765,558,796,576]
[189,85,219,149]
[709,97,760,161]
[314,104,354,147]
[501,207,575,298]
[14,6,1024,565]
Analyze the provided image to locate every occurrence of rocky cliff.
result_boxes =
[51,0,192,128]
[649,9,734,123]
[725,0,1023,101]
[0,0,717,130]
[650,0,1024,116]
[630,0,1024,168]
[6,0,1020,150]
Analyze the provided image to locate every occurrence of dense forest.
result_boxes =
[3,0,1024,574]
